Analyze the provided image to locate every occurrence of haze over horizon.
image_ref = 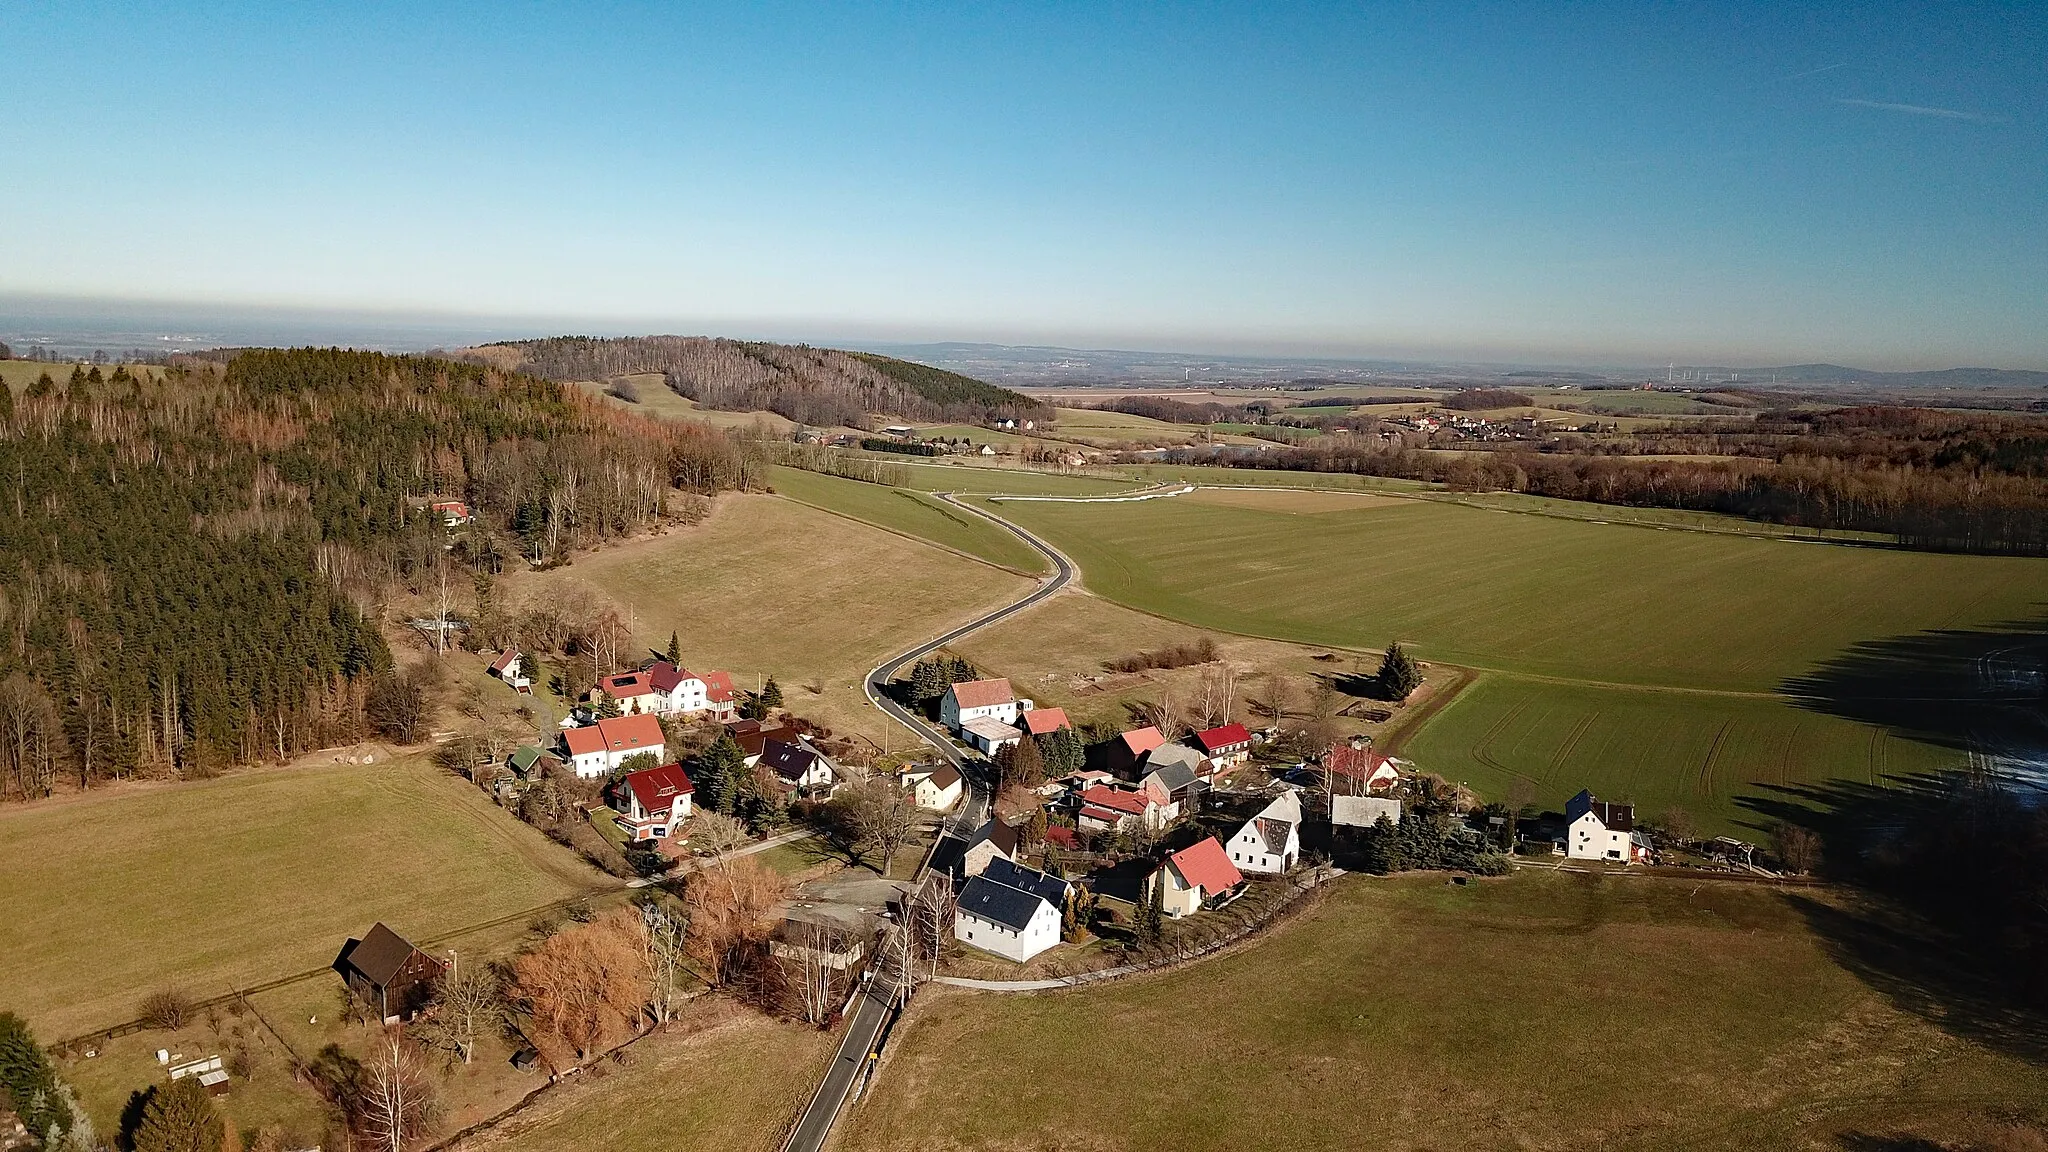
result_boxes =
[5,3,2045,370]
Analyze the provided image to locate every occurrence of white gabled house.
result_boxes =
[758,737,840,799]
[488,648,532,692]
[953,858,1069,963]
[1565,789,1648,863]
[559,713,667,779]
[612,762,694,842]
[900,763,964,811]
[940,678,1021,733]
[1229,791,1302,874]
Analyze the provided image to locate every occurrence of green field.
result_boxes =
[974,493,2044,693]
[966,490,2045,827]
[1399,676,1960,835]
[886,461,1141,497]
[846,872,2047,1150]
[0,758,599,1038]
[909,422,1030,447]
[1111,463,1437,493]
[765,465,1050,572]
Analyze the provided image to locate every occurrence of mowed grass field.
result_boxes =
[1399,676,1960,836]
[765,465,1050,573]
[476,1007,833,1152]
[502,494,1030,737]
[844,872,2048,1151]
[0,758,597,1038]
[977,493,2046,694]
[887,462,1141,497]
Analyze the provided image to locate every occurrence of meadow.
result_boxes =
[1396,675,1961,837]
[884,461,1140,497]
[974,492,2046,694]
[501,493,1030,738]
[843,871,2048,1150]
[764,464,1051,572]
[0,757,598,1039]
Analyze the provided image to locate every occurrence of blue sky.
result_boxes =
[3,2,2044,367]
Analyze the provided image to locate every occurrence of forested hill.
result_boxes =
[464,335,1047,428]
[0,349,754,799]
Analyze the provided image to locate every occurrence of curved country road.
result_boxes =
[785,493,1075,1152]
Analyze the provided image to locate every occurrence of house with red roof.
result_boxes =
[613,762,694,841]
[559,713,667,779]
[593,669,661,715]
[1103,725,1165,778]
[1192,723,1253,767]
[487,648,531,693]
[430,500,470,526]
[940,678,1020,734]
[1324,739,1400,795]
[1151,836,1246,918]
[1020,707,1072,737]
[1075,782,1172,833]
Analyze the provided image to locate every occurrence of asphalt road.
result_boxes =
[782,495,1074,1152]
[860,492,1077,834]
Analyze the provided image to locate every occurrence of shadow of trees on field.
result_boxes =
[1736,771,2048,1069]
[1779,614,2048,764]
[1732,614,2048,1068]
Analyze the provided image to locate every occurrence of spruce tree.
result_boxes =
[133,1076,223,1152]
[666,632,682,665]
[759,676,783,709]
[694,735,743,816]
[910,659,945,704]
[1377,643,1423,703]
[0,1013,68,1138]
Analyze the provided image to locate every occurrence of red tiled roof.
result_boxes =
[1078,785,1150,816]
[700,670,736,704]
[1167,836,1244,896]
[562,725,606,756]
[948,678,1015,710]
[431,500,468,515]
[489,648,520,675]
[1193,723,1252,754]
[1325,743,1396,788]
[624,762,694,814]
[1021,707,1071,736]
[597,713,664,753]
[1079,803,1129,824]
[599,671,655,698]
[1044,825,1080,850]
[647,661,696,694]
[1118,726,1165,757]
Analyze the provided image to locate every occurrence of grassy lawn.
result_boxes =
[888,462,1141,497]
[502,493,1031,739]
[477,1004,834,1152]
[972,494,2047,694]
[0,757,599,1039]
[765,465,1049,572]
[1110,462,1438,493]
[1398,674,1962,838]
[844,872,2048,1150]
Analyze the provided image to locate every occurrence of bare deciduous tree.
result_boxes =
[684,858,787,987]
[512,908,653,1061]
[640,900,691,1026]
[776,920,850,1025]
[839,777,920,877]
[687,809,751,864]
[359,1033,436,1152]
[415,966,500,1065]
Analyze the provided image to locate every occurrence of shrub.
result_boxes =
[140,990,192,1031]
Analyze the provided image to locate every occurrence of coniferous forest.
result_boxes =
[0,348,756,799]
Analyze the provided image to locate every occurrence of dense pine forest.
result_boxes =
[0,349,755,800]
[465,335,1046,428]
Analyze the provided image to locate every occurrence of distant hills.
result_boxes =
[463,336,1043,428]
[1689,364,2048,392]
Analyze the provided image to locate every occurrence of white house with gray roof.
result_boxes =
[954,858,1068,962]
[1228,790,1302,874]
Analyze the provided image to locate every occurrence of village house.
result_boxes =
[431,500,470,526]
[1229,791,1302,874]
[954,858,1069,962]
[593,669,661,715]
[647,661,737,720]
[1151,836,1246,918]
[1191,722,1253,767]
[488,648,532,692]
[1140,743,1214,801]
[1565,789,1648,863]
[1331,793,1403,830]
[560,713,666,778]
[899,763,964,811]
[1020,707,1072,737]
[941,678,1022,733]
[1075,781,1174,833]
[930,818,1023,880]
[726,718,795,765]
[1324,739,1401,795]
[759,737,840,799]
[612,762,694,842]
[334,923,445,1024]
[1104,725,1165,778]
[962,715,1025,755]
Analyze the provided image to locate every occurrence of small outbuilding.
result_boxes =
[334,923,445,1024]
